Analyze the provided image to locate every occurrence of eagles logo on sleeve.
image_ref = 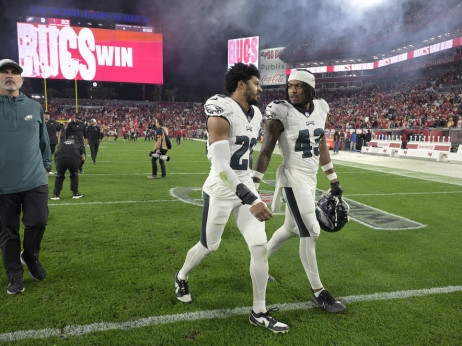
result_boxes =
[265,100,289,121]
[205,94,234,119]
[205,104,224,115]
[265,110,278,120]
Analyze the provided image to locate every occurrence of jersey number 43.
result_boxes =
[295,128,325,158]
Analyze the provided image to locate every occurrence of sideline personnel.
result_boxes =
[148,118,169,179]
[51,135,85,200]
[87,119,102,164]
[0,59,51,294]
[44,111,62,174]
[66,114,86,173]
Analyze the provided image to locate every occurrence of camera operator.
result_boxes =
[147,119,169,179]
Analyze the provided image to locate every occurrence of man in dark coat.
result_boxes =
[51,135,85,200]
[44,111,62,174]
[66,114,86,173]
[87,119,102,164]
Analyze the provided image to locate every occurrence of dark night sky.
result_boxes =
[0,0,439,101]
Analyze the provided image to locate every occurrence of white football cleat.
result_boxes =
[249,308,289,333]
[175,271,192,303]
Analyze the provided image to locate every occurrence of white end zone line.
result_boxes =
[1,285,461,342]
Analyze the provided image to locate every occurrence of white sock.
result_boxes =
[314,288,325,297]
[299,236,323,290]
[249,245,268,313]
[267,226,297,258]
[178,242,212,280]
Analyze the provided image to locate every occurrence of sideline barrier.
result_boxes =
[361,141,458,162]
[361,146,394,156]
[447,147,462,163]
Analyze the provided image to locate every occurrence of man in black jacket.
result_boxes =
[51,135,85,200]
[333,130,340,154]
[44,111,62,155]
[87,119,102,164]
[44,111,62,174]
[66,114,86,173]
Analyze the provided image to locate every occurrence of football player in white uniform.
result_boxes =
[175,63,289,333]
[252,69,346,313]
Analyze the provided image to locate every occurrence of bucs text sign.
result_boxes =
[228,36,259,68]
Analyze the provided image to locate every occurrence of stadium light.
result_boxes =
[346,0,385,10]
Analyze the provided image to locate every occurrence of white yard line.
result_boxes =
[49,188,462,207]
[48,188,462,207]
[48,199,176,206]
[73,172,209,175]
[0,285,460,342]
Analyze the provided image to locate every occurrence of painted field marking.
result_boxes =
[0,286,460,342]
[170,186,433,230]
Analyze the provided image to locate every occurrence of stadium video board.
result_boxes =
[17,21,163,84]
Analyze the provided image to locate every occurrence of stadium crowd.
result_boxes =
[39,66,462,140]
[326,69,462,130]
[43,100,206,139]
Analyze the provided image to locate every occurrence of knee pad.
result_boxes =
[204,238,222,252]
[249,244,268,261]
[301,211,320,237]
[309,220,320,237]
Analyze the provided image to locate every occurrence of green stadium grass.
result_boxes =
[0,139,461,345]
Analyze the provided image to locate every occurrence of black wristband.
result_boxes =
[236,183,258,205]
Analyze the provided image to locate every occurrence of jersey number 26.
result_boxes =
[230,136,257,170]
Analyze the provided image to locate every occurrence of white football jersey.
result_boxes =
[203,94,262,198]
[266,99,329,187]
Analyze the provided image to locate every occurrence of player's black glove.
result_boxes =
[330,181,343,202]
